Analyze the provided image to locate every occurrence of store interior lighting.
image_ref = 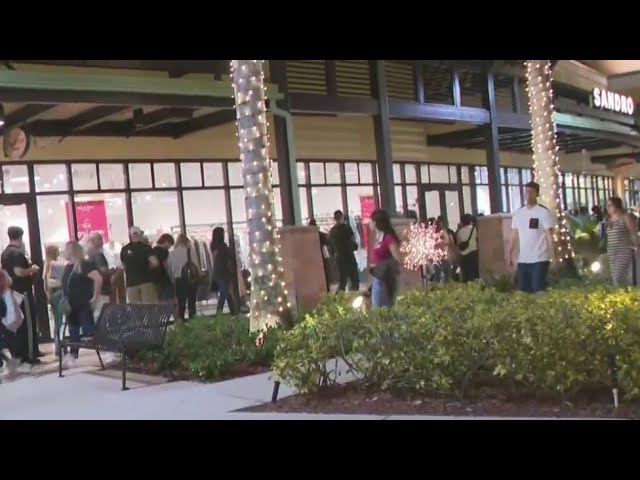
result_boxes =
[0,103,5,127]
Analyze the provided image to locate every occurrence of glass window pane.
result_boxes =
[430,165,449,183]
[311,187,343,228]
[522,169,533,184]
[346,185,375,270]
[405,164,417,184]
[393,164,401,182]
[297,162,307,184]
[3,164,30,193]
[230,188,249,269]
[227,162,243,186]
[461,166,470,184]
[272,187,283,224]
[345,163,359,184]
[183,190,227,236]
[203,163,224,187]
[421,165,430,184]
[230,188,247,223]
[502,186,509,212]
[0,204,31,258]
[326,163,341,184]
[128,163,152,189]
[298,187,309,223]
[509,186,522,212]
[445,190,461,228]
[34,164,67,192]
[359,163,373,184]
[74,193,128,259]
[270,162,279,185]
[449,166,458,183]
[99,164,125,190]
[424,191,442,220]
[131,191,180,243]
[406,186,418,215]
[309,163,325,184]
[395,186,404,215]
[72,164,98,190]
[508,168,520,184]
[36,195,71,258]
[154,163,177,188]
[475,185,491,215]
[181,162,202,188]
[462,186,472,215]
[500,168,507,185]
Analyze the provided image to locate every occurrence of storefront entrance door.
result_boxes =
[0,194,51,341]
[418,186,462,229]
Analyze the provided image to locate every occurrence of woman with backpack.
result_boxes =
[210,227,237,315]
[167,234,200,321]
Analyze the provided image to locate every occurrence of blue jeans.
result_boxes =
[67,307,95,358]
[517,261,550,293]
[433,261,451,284]
[215,278,236,315]
[372,277,395,308]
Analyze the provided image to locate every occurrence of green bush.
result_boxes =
[136,315,282,381]
[273,282,640,400]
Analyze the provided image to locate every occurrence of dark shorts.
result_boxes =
[517,261,550,293]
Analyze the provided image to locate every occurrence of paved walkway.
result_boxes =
[0,354,618,420]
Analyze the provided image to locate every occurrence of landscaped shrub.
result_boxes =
[273,282,640,400]
[135,315,282,381]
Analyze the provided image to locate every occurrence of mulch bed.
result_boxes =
[248,382,640,418]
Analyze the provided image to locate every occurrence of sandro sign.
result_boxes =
[592,87,635,115]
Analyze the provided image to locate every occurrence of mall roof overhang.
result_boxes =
[0,69,283,139]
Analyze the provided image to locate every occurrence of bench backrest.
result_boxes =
[93,303,175,351]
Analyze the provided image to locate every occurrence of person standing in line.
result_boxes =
[60,241,102,369]
[605,197,638,286]
[152,233,175,304]
[167,234,200,320]
[0,269,18,380]
[1,226,41,372]
[43,244,67,357]
[120,226,159,304]
[369,209,402,308]
[456,214,479,282]
[434,216,456,283]
[508,181,556,293]
[210,227,237,315]
[308,219,332,292]
[87,234,114,319]
[329,210,359,292]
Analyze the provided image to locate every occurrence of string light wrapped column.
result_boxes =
[525,60,574,264]
[231,60,292,332]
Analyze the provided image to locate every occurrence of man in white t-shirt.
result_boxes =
[508,181,556,293]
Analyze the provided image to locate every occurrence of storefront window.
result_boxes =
[346,185,375,271]
[420,165,430,184]
[99,163,125,190]
[204,163,225,187]
[345,163,359,184]
[228,162,243,186]
[272,188,284,225]
[360,163,373,184]
[431,165,449,183]
[395,185,404,215]
[0,204,31,257]
[297,163,307,184]
[312,186,343,229]
[37,195,71,256]
[229,188,248,268]
[153,163,177,188]
[309,163,325,184]
[183,190,227,236]
[181,162,202,188]
[405,164,417,183]
[72,164,98,191]
[406,185,418,214]
[476,185,491,215]
[128,163,152,189]
[326,163,341,184]
[461,166,470,184]
[270,164,279,185]
[34,164,67,192]
[131,191,180,243]
[3,164,30,193]
[449,166,458,183]
[74,193,128,264]
[393,164,401,183]
[462,186,472,214]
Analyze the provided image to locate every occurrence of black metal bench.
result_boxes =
[58,303,175,390]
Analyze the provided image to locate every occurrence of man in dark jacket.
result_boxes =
[120,226,159,304]
[329,210,359,292]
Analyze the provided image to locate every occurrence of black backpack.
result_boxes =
[181,247,201,287]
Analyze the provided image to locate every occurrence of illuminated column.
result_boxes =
[525,60,574,263]
[231,60,292,332]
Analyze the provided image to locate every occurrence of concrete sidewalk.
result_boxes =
[0,360,619,420]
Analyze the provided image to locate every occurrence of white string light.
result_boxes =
[524,60,574,262]
[230,60,291,332]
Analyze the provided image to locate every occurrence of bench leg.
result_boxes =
[58,346,64,378]
[96,350,105,370]
[121,351,129,391]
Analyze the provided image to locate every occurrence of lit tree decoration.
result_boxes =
[401,222,447,271]
[525,60,574,263]
[230,60,293,333]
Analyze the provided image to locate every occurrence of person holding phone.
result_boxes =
[508,181,556,293]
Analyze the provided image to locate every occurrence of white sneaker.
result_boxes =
[62,355,77,370]
[15,363,33,374]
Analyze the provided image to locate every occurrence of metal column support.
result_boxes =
[369,60,397,215]
[482,70,504,213]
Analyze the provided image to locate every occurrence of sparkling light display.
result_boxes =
[524,60,574,262]
[400,222,447,271]
[230,60,292,332]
